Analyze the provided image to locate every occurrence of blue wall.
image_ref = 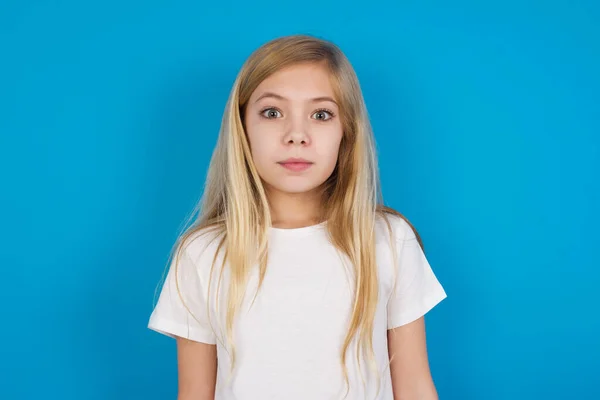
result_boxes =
[1,1,598,399]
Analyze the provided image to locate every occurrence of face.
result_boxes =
[243,62,343,196]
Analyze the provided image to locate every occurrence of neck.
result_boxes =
[266,187,324,229]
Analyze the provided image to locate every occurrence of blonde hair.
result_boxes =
[163,34,424,395]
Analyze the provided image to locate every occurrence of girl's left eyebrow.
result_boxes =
[310,96,338,106]
[254,92,338,107]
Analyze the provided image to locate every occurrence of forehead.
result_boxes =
[251,62,337,101]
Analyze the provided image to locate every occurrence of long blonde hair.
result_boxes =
[164,34,424,393]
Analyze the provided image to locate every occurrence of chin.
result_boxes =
[265,179,324,195]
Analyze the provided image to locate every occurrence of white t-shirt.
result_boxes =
[148,215,447,399]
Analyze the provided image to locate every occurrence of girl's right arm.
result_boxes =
[176,337,217,400]
[147,245,219,398]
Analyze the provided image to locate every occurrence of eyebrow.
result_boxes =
[254,92,338,107]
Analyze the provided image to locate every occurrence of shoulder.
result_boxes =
[176,223,226,270]
[374,206,421,246]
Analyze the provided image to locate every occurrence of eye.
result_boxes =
[312,109,335,121]
[260,107,282,119]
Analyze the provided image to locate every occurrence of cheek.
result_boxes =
[251,141,275,166]
[246,122,278,164]
[317,127,343,165]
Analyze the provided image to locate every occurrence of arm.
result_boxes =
[176,337,217,400]
[388,316,438,400]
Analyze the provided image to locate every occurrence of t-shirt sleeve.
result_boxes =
[387,221,447,329]
[147,245,217,345]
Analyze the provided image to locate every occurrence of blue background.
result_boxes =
[1,1,598,399]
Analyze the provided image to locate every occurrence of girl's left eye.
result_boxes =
[312,109,335,121]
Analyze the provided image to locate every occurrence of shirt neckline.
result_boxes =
[268,220,327,237]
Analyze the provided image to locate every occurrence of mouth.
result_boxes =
[277,158,314,172]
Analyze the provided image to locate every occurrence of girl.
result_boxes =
[148,34,447,400]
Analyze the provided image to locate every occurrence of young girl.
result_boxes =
[148,34,447,399]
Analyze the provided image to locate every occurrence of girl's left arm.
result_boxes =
[388,316,439,400]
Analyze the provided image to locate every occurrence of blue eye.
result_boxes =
[312,109,334,121]
[260,108,282,119]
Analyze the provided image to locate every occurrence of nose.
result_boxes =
[283,116,311,146]
[285,131,309,146]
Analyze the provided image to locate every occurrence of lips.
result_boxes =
[278,158,313,172]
